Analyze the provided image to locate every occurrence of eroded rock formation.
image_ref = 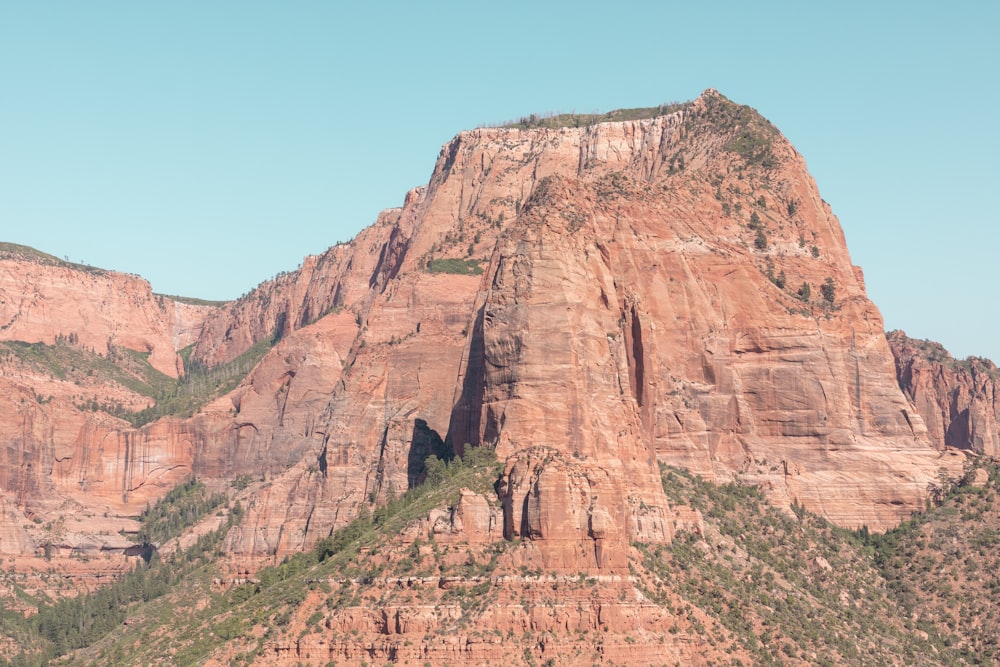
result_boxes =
[0,248,214,377]
[0,91,967,571]
[888,330,1000,456]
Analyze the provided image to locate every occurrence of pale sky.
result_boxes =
[1,2,996,361]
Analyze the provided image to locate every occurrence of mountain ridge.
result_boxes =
[0,89,993,664]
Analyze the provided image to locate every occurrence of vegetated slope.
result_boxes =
[10,453,1000,666]
[0,477,241,666]
[641,462,1000,666]
[865,462,1000,661]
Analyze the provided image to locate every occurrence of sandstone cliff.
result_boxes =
[187,90,960,565]
[0,245,216,377]
[888,329,1000,456]
[0,91,963,569]
[3,90,990,666]
[0,246,221,558]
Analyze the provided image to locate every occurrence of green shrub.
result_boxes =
[426,258,484,276]
[821,278,836,304]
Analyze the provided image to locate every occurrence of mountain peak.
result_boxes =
[3,91,995,664]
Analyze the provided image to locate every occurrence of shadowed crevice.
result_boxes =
[407,418,449,489]
[445,305,487,453]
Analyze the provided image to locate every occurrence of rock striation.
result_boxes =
[888,330,1000,456]
[0,246,220,556]
[0,247,214,378]
[0,91,966,570]
[194,90,960,557]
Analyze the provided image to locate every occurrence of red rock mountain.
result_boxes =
[0,91,969,573]
[0,245,211,378]
[888,330,1000,456]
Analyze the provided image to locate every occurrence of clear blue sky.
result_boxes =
[1,2,996,361]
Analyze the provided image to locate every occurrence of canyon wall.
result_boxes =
[889,330,1000,456]
[0,249,214,378]
[0,91,969,564]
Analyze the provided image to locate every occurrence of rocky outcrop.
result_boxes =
[0,91,964,569]
[0,349,193,557]
[0,249,216,377]
[0,249,219,554]
[188,198,417,369]
[888,330,1000,455]
[438,91,955,531]
[202,91,962,564]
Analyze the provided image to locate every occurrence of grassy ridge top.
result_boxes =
[498,102,687,130]
[0,242,107,276]
[154,293,229,307]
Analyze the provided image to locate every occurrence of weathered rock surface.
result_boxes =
[0,249,215,377]
[888,329,1000,456]
[0,91,966,571]
[438,90,956,531]
[5,91,995,666]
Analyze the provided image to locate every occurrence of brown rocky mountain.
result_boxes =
[0,90,989,664]
[0,246,215,549]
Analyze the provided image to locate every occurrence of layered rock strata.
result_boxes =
[0,91,963,568]
[888,330,1000,456]
[0,248,214,377]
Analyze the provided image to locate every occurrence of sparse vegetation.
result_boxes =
[637,460,1000,665]
[888,331,1000,380]
[6,446,1000,665]
[691,92,780,168]
[0,483,240,665]
[426,257,484,276]
[125,335,276,426]
[497,103,685,130]
[133,478,229,546]
[154,293,228,307]
[0,329,276,427]
[0,339,176,399]
[0,242,107,276]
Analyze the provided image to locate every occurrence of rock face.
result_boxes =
[888,330,1000,456]
[192,90,960,558]
[0,91,965,569]
[436,90,955,532]
[0,248,220,556]
[0,248,214,377]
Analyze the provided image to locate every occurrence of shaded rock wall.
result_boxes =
[888,330,1000,456]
